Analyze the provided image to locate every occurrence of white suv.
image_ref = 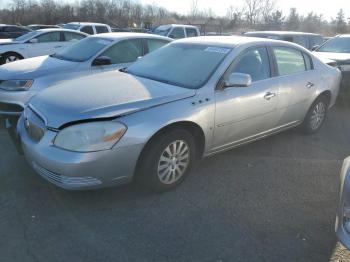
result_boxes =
[63,22,112,35]
[154,24,200,39]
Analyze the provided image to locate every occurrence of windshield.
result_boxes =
[154,26,171,36]
[127,43,232,89]
[63,24,81,30]
[317,37,350,53]
[51,37,113,62]
[15,31,38,42]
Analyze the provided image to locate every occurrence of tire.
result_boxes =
[2,52,23,64]
[301,96,329,134]
[136,129,196,192]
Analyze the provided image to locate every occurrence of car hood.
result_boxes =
[0,56,78,80]
[30,71,196,129]
[313,52,350,63]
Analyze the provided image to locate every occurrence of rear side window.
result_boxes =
[37,32,61,43]
[273,47,306,76]
[96,26,109,34]
[231,47,271,82]
[63,32,85,42]
[81,26,94,35]
[146,39,169,53]
[101,39,143,64]
[170,28,185,39]
[186,28,198,37]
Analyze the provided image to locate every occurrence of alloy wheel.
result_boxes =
[310,102,326,130]
[157,140,190,185]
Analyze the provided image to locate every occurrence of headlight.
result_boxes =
[54,121,127,152]
[0,79,34,91]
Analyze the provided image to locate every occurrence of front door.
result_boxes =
[213,46,279,151]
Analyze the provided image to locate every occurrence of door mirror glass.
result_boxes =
[92,56,112,66]
[28,38,38,43]
[224,73,252,88]
[312,45,319,51]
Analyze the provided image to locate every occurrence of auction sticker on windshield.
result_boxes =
[204,47,231,54]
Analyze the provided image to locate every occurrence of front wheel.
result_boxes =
[301,96,329,134]
[137,129,196,192]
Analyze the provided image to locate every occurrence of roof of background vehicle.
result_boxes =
[66,22,110,27]
[175,35,306,48]
[244,31,322,36]
[89,32,172,41]
[157,24,199,29]
[0,24,30,28]
[35,28,89,34]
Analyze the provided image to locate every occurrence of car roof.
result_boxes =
[89,32,172,41]
[245,31,321,36]
[157,24,199,29]
[0,24,26,28]
[67,22,110,26]
[174,35,282,47]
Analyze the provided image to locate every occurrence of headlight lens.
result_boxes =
[0,79,34,91]
[54,121,127,152]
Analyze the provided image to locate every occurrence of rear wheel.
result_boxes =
[137,129,196,192]
[2,52,23,64]
[301,96,329,134]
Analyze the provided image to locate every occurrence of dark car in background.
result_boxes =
[244,31,324,50]
[0,24,32,39]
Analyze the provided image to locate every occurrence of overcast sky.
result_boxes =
[139,0,350,19]
[1,0,349,20]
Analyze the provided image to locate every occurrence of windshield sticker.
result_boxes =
[204,47,231,54]
[97,39,112,45]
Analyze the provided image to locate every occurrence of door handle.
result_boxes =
[264,92,276,100]
[54,46,62,48]
[306,82,314,89]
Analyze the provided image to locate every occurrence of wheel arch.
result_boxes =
[135,121,206,175]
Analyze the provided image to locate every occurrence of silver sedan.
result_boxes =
[17,36,341,191]
[0,33,171,116]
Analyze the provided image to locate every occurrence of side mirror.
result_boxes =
[312,45,319,51]
[92,56,112,66]
[224,73,252,88]
[28,38,38,43]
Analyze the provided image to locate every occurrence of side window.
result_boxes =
[273,47,306,76]
[230,47,270,82]
[81,26,94,35]
[4,26,16,32]
[309,36,323,48]
[63,32,85,42]
[95,26,109,34]
[146,39,169,53]
[185,28,198,37]
[36,32,61,43]
[293,36,308,48]
[170,27,185,39]
[100,39,143,64]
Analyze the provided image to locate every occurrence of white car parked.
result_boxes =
[154,24,200,39]
[63,22,112,35]
[0,28,88,64]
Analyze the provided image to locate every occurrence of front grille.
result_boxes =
[32,162,102,188]
[0,102,23,113]
[23,107,46,142]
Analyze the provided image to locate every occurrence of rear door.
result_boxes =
[213,46,279,150]
[271,46,317,125]
[91,39,144,73]
[25,31,62,57]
